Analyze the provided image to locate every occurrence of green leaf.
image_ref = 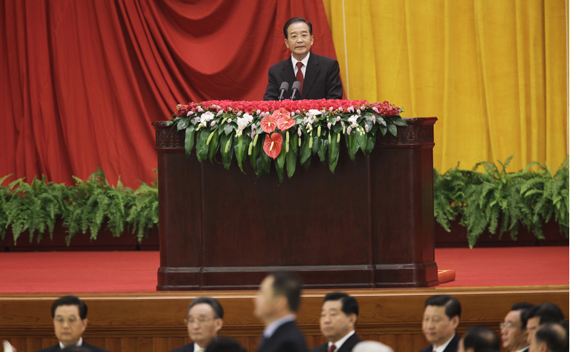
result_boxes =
[328,132,340,173]
[365,132,376,154]
[299,134,312,164]
[286,148,297,178]
[275,149,286,183]
[391,116,408,127]
[357,131,368,154]
[219,133,233,170]
[223,124,235,136]
[346,133,358,161]
[234,135,249,173]
[387,123,398,136]
[379,125,387,136]
[185,126,196,156]
[250,138,261,173]
[207,129,220,162]
[256,151,271,179]
[317,137,328,162]
[196,130,210,163]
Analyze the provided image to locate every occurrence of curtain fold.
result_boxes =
[323,0,568,172]
[1,0,337,187]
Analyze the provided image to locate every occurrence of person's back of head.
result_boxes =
[206,337,247,352]
[526,303,565,325]
[270,272,303,313]
[353,341,393,352]
[533,323,568,352]
[462,326,501,352]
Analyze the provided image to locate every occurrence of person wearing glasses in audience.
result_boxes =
[35,296,109,352]
[170,297,224,352]
[500,303,533,352]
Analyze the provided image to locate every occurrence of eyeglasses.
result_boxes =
[185,317,214,325]
[500,322,521,330]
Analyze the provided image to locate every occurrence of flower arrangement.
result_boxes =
[166,99,406,181]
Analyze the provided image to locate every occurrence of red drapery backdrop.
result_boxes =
[0,0,338,188]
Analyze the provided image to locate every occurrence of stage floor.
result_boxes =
[0,247,567,293]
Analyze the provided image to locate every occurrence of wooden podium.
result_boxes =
[153,117,438,290]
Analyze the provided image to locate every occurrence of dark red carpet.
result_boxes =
[0,247,567,293]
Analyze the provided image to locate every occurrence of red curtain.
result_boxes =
[1,0,337,188]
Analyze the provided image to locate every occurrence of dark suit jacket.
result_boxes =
[263,53,343,101]
[419,334,460,352]
[257,320,308,352]
[309,333,361,352]
[169,343,195,352]
[34,342,109,352]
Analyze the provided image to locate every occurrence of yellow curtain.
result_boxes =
[322,0,568,172]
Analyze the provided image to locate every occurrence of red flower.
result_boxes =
[261,115,276,133]
[263,133,283,159]
[277,115,295,130]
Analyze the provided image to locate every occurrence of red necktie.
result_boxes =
[328,345,336,352]
[296,62,304,95]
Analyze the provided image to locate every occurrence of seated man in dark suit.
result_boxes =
[310,292,361,352]
[458,326,501,352]
[524,303,565,347]
[254,272,307,352]
[170,297,224,352]
[529,323,568,352]
[500,302,533,352]
[35,296,109,352]
[420,295,461,352]
[263,17,343,101]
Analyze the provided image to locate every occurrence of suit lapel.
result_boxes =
[302,53,319,99]
[280,59,296,87]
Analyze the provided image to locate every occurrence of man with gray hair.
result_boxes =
[170,297,224,352]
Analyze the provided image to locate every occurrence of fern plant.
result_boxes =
[3,176,69,244]
[126,177,159,242]
[63,168,135,245]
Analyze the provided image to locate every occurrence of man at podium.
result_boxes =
[263,17,343,101]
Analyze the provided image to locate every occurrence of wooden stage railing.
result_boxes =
[1,287,568,352]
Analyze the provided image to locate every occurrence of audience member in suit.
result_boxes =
[205,337,247,352]
[524,303,565,346]
[458,326,501,352]
[254,272,307,352]
[310,292,361,352]
[263,17,343,101]
[501,302,534,352]
[420,295,461,352]
[529,323,568,352]
[170,297,224,352]
[34,296,109,352]
[353,341,393,352]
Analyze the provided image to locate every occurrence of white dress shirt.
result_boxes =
[291,53,310,79]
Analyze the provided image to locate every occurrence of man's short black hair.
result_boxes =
[525,303,565,326]
[511,302,534,329]
[462,326,501,352]
[283,17,313,38]
[188,297,224,319]
[425,295,461,320]
[51,296,88,320]
[270,272,303,312]
[323,292,359,317]
[535,323,568,352]
[206,337,247,352]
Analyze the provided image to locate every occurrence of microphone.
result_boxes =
[278,82,289,101]
[290,81,301,100]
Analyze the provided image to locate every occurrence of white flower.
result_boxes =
[347,127,352,135]
[306,109,321,124]
[327,122,332,129]
[256,109,261,115]
[348,115,360,128]
[347,106,354,113]
[210,121,216,127]
[357,109,361,115]
[298,127,302,137]
[365,125,369,132]
[372,116,376,124]
[372,107,379,114]
[197,106,204,113]
[228,118,232,123]
[200,111,215,126]
[216,110,223,117]
[336,116,341,122]
[236,113,253,131]
[237,111,242,116]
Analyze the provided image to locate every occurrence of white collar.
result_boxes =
[59,337,83,349]
[194,342,206,352]
[291,52,310,69]
[433,335,455,352]
[263,314,296,338]
[328,330,355,350]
